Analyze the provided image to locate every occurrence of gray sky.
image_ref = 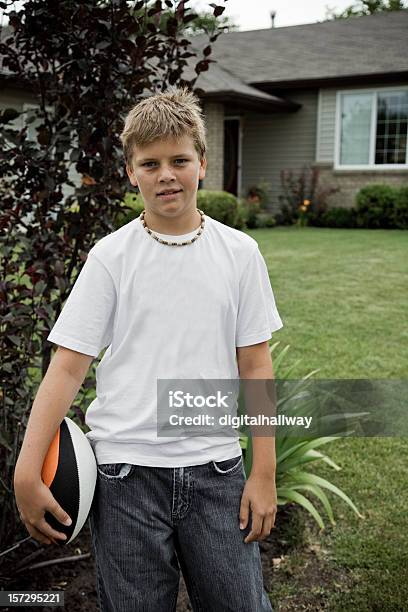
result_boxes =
[193,0,356,29]
[1,0,356,30]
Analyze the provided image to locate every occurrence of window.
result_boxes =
[336,88,408,169]
[376,92,408,165]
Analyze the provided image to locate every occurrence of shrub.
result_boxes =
[312,206,357,228]
[355,184,396,228]
[394,186,408,229]
[239,198,261,229]
[254,212,277,228]
[234,199,249,230]
[246,179,272,209]
[278,165,340,226]
[115,192,145,228]
[196,189,239,227]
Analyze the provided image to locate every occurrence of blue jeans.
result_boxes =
[89,455,273,612]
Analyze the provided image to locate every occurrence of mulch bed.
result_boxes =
[0,504,349,611]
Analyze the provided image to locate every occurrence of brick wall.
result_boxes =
[314,163,408,209]
[202,102,224,190]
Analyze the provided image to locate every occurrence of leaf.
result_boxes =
[81,174,97,186]
[0,431,12,451]
[306,449,341,471]
[277,448,334,474]
[212,6,225,18]
[37,125,51,146]
[278,487,325,529]
[277,437,340,465]
[290,483,335,525]
[290,471,364,518]
[34,280,47,294]
[8,335,21,347]
[0,108,21,124]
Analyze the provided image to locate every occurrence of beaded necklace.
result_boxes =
[140,209,205,246]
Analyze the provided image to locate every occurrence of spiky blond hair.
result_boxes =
[120,86,207,169]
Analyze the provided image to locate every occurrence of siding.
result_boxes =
[317,80,408,163]
[316,88,336,163]
[241,90,318,213]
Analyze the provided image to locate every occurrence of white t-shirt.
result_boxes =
[47,213,283,467]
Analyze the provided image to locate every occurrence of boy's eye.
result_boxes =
[142,159,187,167]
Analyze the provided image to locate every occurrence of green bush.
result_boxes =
[254,212,277,228]
[394,186,408,229]
[196,189,239,227]
[238,198,261,229]
[234,199,249,230]
[308,183,408,230]
[115,192,145,228]
[355,184,396,229]
[315,207,356,228]
[246,180,272,209]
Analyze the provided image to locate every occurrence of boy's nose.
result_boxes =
[158,166,177,181]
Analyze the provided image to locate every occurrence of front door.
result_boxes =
[223,118,240,196]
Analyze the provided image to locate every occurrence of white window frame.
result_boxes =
[334,85,408,171]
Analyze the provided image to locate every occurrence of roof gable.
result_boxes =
[191,11,408,86]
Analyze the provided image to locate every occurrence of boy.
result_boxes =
[14,87,283,611]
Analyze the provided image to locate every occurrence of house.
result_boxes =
[190,10,408,212]
[1,10,407,214]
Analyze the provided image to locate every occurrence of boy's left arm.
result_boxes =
[236,341,277,544]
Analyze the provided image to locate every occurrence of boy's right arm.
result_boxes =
[13,346,94,545]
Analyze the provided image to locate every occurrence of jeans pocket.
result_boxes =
[211,455,243,475]
[97,463,134,481]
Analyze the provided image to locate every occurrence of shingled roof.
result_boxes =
[0,22,296,111]
[191,10,408,89]
[182,59,300,111]
[1,10,407,108]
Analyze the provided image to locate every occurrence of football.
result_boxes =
[41,417,97,545]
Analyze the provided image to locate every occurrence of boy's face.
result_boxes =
[126,133,207,220]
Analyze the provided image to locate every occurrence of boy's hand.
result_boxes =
[14,476,72,546]
[239,473,277,543]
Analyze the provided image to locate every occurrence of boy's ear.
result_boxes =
[199,157,207,180]
[126,163,138,188]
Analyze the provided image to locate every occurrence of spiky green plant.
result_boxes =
[239,342,365,529]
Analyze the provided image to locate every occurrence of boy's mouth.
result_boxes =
[157,189,183,200]
[157,189,182,195]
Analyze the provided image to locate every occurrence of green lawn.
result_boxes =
[247,226,408,611]
[251,226,408,379]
